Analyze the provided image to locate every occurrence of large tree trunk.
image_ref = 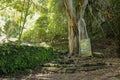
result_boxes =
[64,0,88,55]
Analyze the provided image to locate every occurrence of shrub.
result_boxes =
[0,43,53,74]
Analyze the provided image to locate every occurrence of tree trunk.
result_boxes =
[64,0,88,56]
[18,0,30,42]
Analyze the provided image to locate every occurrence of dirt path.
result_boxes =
[0,56,120,80]
[28,58,120,80]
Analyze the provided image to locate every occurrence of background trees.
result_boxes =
[0,0,119,55]
[0,0,67,43]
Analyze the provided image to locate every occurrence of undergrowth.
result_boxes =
[0,43,53,74]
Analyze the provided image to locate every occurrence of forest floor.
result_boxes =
[0,54,120,80]
[0,39,120,80]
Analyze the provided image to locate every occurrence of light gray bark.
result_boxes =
[64,0,88,55]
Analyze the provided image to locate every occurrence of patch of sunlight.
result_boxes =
[46,29,49,33]
[44,63,59,67]
[35,74,51,80]
[0,17,5,35]
[39,42,50,48]
[5,7,16,18]
[47,1,51,9]
[47,0,56,9]
[24,12,40,32]
[44,67,59,72]
[0,35,6,43]
[21,42,32,46]
[48,13,55,20]
[0,17,5,26]
[32,0,40,5]
[9,38,18,42]
[0,36,18,43]
[21,42,50,47]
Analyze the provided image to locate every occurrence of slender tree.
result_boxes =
[18,0,30,42]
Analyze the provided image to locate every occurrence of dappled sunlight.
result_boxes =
[24,12,40,32]
[0,36,18,43]
[0,0,119,80]
[34,73,51,80]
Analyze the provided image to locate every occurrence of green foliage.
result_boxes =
[22,27,47,42]
[0,27,2,36]
[36,16,49,28]
[3,20,19,38]
[0,43,53,74]
[0,0,67,42]
[0,0,119,53]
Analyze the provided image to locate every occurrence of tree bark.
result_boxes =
[64,0,88,55]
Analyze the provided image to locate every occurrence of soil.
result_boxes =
[0,54,120,80]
